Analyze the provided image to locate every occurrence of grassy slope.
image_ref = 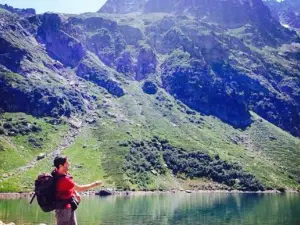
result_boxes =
[1,80,300,192]
[0,113,69,192]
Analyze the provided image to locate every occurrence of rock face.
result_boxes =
[37,13,86,68]
[0,4,35,17]
[135,43,157,80]
[100,0,277,28]
[161,50,252,128]
[264,0,300,29]
[0,2,300,137]
[99,0,148,14]
[0,37,27,73]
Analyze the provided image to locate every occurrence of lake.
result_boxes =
[0,192,300,225]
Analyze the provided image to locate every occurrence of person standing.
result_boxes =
[52,156,102,225]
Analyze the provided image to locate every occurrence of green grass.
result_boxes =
[0,137,27,173]
[0,113,69,189]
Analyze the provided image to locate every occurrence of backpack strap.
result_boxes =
[29,193,36,204]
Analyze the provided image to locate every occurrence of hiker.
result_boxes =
[52,156,102,225]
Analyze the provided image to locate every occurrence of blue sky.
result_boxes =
[0,0,285,14]
[0,0,107,14]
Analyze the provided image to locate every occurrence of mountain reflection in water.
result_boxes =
[0,193,300,225]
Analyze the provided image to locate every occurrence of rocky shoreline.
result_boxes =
[0,221,16,225]
[0,189,298,200]
[0,222,45,225]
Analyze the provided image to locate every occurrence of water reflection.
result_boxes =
[0,193,300,225]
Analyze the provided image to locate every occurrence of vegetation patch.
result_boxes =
[0,113,69,186]
[123,137,265,191]
[0,116,42,136]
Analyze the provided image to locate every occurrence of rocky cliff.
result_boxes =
[100,0,280,28]
[0,4,35,17]
[264,0,300,30]
[0,0,299,135]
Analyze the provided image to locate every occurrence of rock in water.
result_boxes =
[97,189,114,196]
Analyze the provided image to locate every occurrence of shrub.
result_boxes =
[0,127,4,135]
[3,122,12,129]
[123,138,265,191]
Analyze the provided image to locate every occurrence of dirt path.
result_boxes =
[0,125,83,183]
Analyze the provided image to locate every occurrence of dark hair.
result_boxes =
[53,156,67,169]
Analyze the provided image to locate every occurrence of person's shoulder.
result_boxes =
[57,175,74,187]
[62,174,74,182]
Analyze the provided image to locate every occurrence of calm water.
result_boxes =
[0,193,300,225]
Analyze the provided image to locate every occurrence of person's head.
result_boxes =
[53,156,70,173]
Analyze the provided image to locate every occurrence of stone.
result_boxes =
[85,118,96,124]
[97,189,114,196]
[151,169,158,175]
[69,118,82,129]
[37,153,46,160]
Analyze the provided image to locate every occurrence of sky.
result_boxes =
[0,0,286,14]
[0,0,107,14]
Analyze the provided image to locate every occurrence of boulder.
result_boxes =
[151,169,158,175]
[37,153,46,160]
[69,118,82,128]
[142,81,158,95]
[97,189,114,196]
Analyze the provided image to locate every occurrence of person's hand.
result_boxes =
[74,191,81,202]
[94,180,102,187]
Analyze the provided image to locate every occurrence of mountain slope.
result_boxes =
[0,2,300,192]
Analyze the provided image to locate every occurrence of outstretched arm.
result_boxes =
[74,180,102,192]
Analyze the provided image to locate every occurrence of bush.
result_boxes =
[1,117,42,136]
[27,136,43,148]
[3,122,12,129]
[0,127,4,135]
[123,138,265,191]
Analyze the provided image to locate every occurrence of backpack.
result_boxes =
[30,173,64,212]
